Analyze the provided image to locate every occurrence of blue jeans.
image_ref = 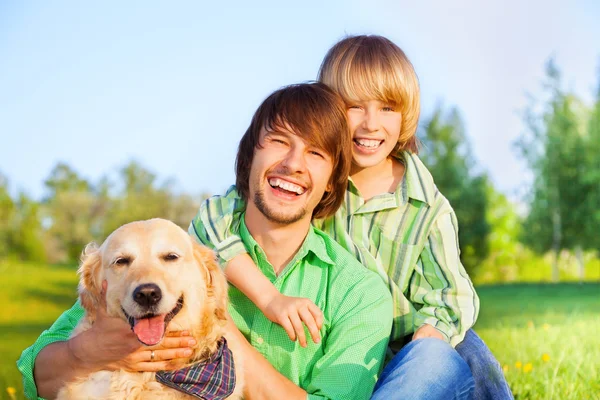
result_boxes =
[371,338,474,400]
[455,330,513,400]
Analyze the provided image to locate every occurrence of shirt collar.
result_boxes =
[346,151,434,209]
[239,214,334,274]
[395,151,435,206]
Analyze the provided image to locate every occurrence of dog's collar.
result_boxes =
[156,337,236,400]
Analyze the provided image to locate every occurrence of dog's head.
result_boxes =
[78,218,228,349]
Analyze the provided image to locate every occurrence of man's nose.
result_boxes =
[282,146,307,172]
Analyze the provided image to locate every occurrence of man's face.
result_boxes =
[247,125,333,225]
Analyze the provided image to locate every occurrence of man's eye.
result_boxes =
[115,257,130,266]
[164,253,179,262]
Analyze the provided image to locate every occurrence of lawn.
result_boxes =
[1,262,598,399]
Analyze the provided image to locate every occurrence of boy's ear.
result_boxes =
[192,242,228,321]
[78,242,102,321]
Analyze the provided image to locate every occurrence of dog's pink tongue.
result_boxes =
[133,315,166,346]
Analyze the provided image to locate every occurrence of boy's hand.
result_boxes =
[412,323,446,342]
[263,293,323,347]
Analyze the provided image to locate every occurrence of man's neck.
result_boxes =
[244,206,311,276]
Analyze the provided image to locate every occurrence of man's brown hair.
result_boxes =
[235,82,351,219]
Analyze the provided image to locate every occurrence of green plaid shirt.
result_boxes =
[191,218,393,400]
[191,151,478,348]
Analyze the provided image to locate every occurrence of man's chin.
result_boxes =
[254,192,307,224]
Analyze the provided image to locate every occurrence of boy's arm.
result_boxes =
[188,187,248,265]
[225,254,322,346]
[189,189,323,346]
[409,209,480,347]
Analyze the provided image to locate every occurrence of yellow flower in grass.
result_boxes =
[515,361,522,369]
[523,363,533,373]
[542,353,550,362]
[542,323,550,331]
[502,365,509,373]
[7,387,17,400]
[527,321,534,329]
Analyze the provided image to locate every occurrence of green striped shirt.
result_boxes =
[192,151,478,348]
[191,217,393,400]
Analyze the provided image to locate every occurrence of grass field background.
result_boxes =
[1,262,599,400]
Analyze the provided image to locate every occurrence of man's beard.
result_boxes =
[253,188,307,224]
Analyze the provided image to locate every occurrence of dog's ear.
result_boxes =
[78,242,102,321]
[193,242,229,321]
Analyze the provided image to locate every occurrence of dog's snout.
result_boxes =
[133,283,162,308]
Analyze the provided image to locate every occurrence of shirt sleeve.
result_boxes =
[17,301,85,400]
[409,208,480,347]
[305,273,393,400]
[188,186,248,264]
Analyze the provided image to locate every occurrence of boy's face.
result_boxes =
[247,125,333,225]
[346,99,402,171]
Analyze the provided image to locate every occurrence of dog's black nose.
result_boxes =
[133,283,162,308]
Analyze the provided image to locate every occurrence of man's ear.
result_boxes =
[193,242,229,321]
[77,242,102,321]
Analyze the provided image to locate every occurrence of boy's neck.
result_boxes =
[244,206,310,275]
[350,157,405,201]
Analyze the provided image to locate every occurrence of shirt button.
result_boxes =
[256,337,264,344]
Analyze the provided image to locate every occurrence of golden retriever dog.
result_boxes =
[57,218,243,400]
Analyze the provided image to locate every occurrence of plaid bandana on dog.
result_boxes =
[156,338,236,400]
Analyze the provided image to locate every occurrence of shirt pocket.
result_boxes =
[371,224,418,290]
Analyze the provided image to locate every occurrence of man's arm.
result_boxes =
[409,208,480,347]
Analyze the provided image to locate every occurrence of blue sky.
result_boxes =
[1,1,599,201]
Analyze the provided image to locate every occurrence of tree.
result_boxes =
[0,173,16,260]
[419,105,490,274]
[42,163,97,262]
[516,59,594,281]
[583,67,600,253]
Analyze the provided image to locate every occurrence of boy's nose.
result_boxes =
[364,109,380,132]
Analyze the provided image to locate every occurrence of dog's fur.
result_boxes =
[57,218,243,400]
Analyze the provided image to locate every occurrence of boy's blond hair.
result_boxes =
[318,35,420,153]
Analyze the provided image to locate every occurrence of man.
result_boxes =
[18,82,393,400]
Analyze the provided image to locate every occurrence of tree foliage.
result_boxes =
[516,59,599,280]
[419,105,490,274]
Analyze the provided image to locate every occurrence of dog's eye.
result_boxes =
[114,257,131,266]
[164,253,179,262]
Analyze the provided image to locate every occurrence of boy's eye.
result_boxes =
[309,150,324,158]
[382,106,395,112]
[348,105,362,110]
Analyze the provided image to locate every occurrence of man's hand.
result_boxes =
[262,293,323,348]
[69,281,195,372]
[412,323,446,342]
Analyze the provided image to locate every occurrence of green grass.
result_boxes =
[474,283,600,399]
[0,262,598,399]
